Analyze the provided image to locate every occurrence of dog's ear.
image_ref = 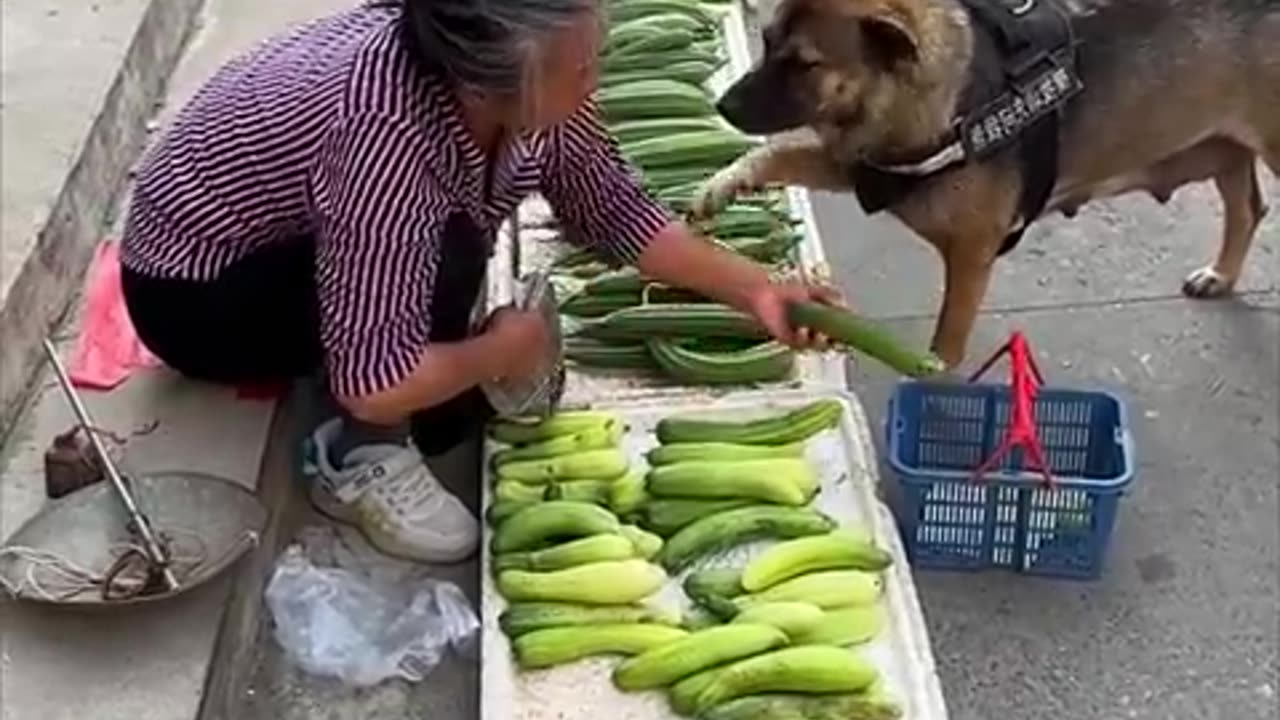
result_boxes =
[859,14,919,69]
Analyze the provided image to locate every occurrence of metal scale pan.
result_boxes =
[0,469,266,609]
[0,339,267,610]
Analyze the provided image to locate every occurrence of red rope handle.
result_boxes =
[968,332,1056,488]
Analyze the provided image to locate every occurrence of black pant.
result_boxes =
[121,213,495,455]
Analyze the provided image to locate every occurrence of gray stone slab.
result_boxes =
[0,0,204,438]
[126,3,483,717]
[809,170,1279,321]
[2,0,150,293]
[185,370,483,720]
[236,427,483,720]
[0,574,235,720]
[156,0,352,123]
[239,552,479,720]
[195,386,312,720]
[197,381,483,720]
[839,300,1278,720]
[0,349,276,720]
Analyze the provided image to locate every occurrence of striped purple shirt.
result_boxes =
[122,3,672,397]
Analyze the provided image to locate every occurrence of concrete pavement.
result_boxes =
[738,3,1278,713]
[0,0,1275,717]
[0,0,203,438]
[0,3,328,720]
[821,176,1279,720]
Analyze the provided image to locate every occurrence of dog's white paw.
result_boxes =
[691,163,754,220]
[1182,266,1237,298]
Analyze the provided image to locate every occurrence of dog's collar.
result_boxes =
[861,0,1082,177]
[862,141,967,176]
[848,0,1083,258]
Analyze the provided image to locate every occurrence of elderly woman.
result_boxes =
[120,0,837,563]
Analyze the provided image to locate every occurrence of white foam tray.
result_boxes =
[482,0,848,407]
[486,205,847,411]
[479,388,950,720]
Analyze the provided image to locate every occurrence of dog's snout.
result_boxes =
[715,82,759,129]
[713,65,811,135]
[714,94,737,122]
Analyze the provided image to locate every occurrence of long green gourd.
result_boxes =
[787,301,947,377]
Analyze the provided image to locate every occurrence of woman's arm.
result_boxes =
[313,112,550,425]
[635,222,839,347]
[537,99,674,266]
[341,309,546,425]
[339,335,501,424]
[539,102,840,347]
[633,221,773,312]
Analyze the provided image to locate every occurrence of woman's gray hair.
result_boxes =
[399,0,601,100]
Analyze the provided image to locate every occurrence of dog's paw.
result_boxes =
[1182,266,1237,299]
[690,163,755,219]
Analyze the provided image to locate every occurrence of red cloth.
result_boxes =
[69,241,162,390]
[70,241,289,401]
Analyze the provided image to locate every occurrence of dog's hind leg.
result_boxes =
[1264,144,1280,178]
[1182,149,1268,298]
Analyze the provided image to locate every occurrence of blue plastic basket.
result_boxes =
[885,380,1135,579]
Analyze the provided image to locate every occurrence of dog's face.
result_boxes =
[717,0,922,136]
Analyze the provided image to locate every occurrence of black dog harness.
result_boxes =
[849,0,1083,256]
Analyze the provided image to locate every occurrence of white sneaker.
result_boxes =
[301,418,479,563]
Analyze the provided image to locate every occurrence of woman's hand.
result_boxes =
[338,305,551,425]
[743,279,844,350]
[634,221,848,351]
[484,305,552,381]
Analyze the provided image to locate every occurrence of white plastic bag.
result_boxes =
[264,542,479,687]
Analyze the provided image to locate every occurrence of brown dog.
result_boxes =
[693,0,1280,368]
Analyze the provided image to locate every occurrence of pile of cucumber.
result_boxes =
[595,0,763,201]
[487,411,682,670]
[543,0,947,385]
[485,400,905,719]
[543,0,813,386]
